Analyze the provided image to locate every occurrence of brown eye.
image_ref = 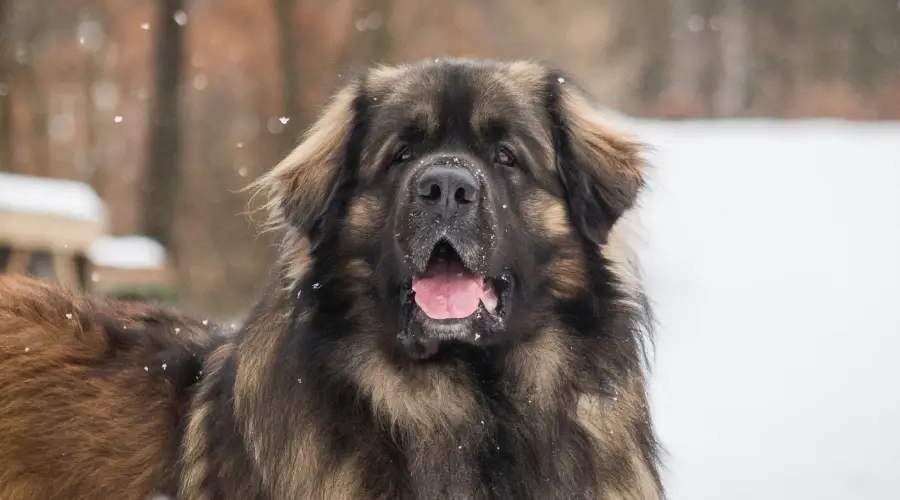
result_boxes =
[393,145,412,164]
[494,146,516,167]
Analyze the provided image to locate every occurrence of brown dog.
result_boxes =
[0,58,662,500]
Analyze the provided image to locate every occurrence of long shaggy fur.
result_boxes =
[0,58,662,500]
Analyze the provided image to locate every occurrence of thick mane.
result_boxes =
[181,58,662,500]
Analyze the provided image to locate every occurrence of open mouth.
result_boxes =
[397,241,514,360]
[410,241,509,323]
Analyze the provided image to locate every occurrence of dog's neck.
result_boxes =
[197,273,660,500]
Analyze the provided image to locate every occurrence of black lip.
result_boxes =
[426,239,464,269]
[409,234,483,276]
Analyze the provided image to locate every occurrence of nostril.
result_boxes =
[425,184,441,200]
[454,187,471,204]
[417,177,443,201]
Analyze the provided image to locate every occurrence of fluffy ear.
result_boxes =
[251,82,362,238]
[548,75,647,246]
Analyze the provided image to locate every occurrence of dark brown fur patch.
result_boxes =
[0,275,221,500]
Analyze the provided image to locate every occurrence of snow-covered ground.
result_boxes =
[627,119,900,500]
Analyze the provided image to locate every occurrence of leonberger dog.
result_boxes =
[0,58,662,500]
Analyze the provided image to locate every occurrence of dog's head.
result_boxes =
[254,59,646,361]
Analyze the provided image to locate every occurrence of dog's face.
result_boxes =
[257,59,645,361]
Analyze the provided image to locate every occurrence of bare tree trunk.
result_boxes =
[715,0,750,116]
[83,59,101,188]
[666,0,705,115]
[0,0,13,172]
[364,0,395,63]
[353,0,395,63]
[20,63,50,176]
[143,0,185,251]
[271,0,303,150]
[82,3,109,196]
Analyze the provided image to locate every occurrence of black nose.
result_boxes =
[416,165,480,219]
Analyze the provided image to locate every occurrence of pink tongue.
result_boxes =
[412,259,484,320]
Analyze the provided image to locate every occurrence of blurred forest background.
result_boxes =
[1,0,899,318]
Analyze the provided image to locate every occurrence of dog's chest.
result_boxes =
[380,423,599,500]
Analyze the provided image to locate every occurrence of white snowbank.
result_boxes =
[626,118,900,500]
[0,172,107,224]
[90,235,167,270]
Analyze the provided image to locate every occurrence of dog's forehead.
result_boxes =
[365,60,550,134]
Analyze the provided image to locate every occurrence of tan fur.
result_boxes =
[339,333,479,434]
[557,86,646,214]
[520,189,573,240]
[603,209,649,312]
[546,253,590,301]
[576,374,660,500]
[344,194,385,242]
[503,325,569,410]
[279,231,312,290]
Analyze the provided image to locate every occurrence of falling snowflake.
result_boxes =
[65,313,73,320]
[173,10,188,26]
[687,14,705,33]
[140,22,150,30]
[279,116,290,125]
[557,77,565,84]
[162,363,168,371]
[114,116,123,123]
[193,74,208,91]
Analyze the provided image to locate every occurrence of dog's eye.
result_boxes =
[494,146,516,167]
[393,145,412,164]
